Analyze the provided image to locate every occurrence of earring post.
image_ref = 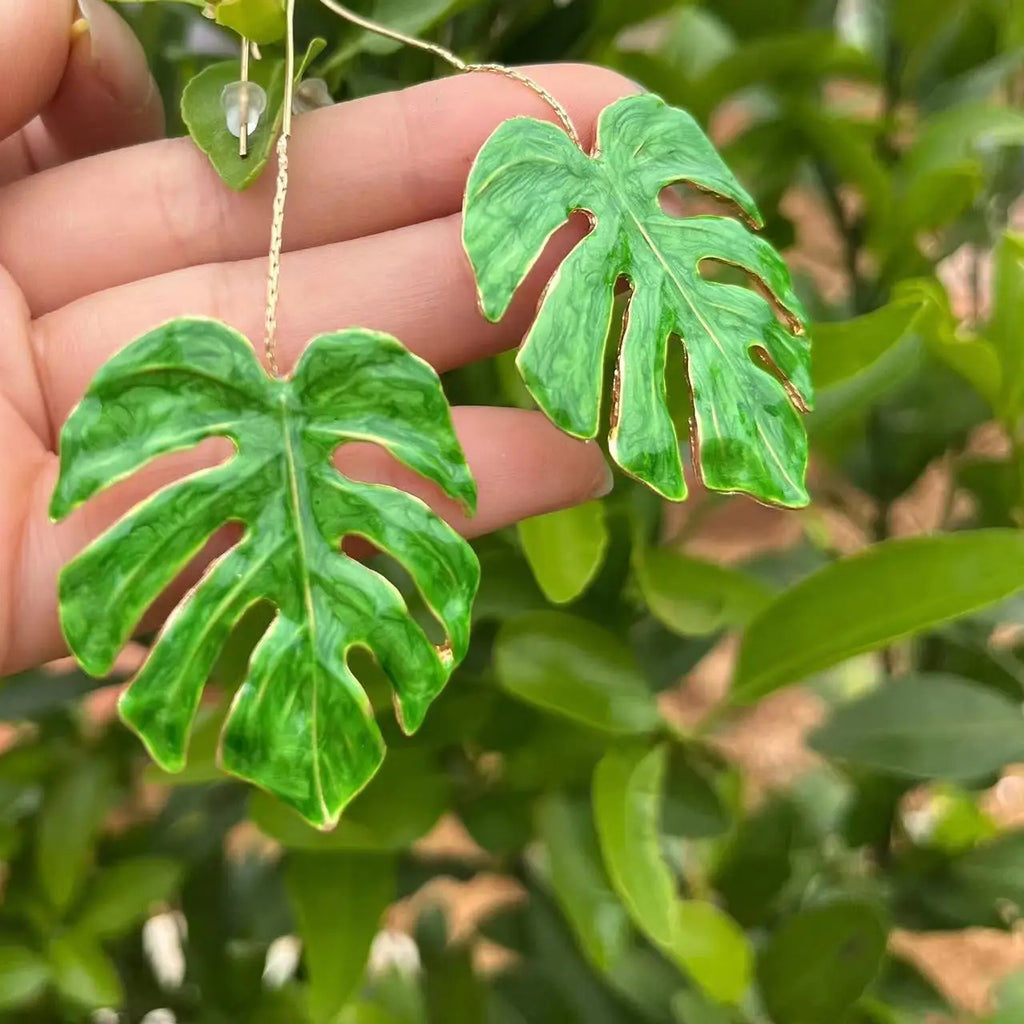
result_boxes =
[239,38,251,159]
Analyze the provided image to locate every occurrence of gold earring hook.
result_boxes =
[239,38,251,159]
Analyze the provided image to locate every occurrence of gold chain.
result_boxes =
[316,0,582,148]
[262,0,297,376]
[264,0,583,375]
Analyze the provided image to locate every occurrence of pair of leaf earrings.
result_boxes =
[49,3,813,829]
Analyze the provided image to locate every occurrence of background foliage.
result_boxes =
[2,0,1024,1020]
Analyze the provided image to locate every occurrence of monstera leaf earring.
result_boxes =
[49,3,480,830]
[462,99,814,508]
[318,2,813,508]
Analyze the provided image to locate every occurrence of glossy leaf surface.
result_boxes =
[733,531,1024,702]
[494,612,661,734]
[463,93,813,506]
[518,501,610,605]
[592,742,752,1003]
[50,318,479,829]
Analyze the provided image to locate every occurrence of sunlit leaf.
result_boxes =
[734,531,1024,703]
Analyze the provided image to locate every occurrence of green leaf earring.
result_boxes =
[463,94,814,508]
[311,3,813,503]
[49,3,480,830]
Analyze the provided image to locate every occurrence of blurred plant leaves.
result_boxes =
[518,502,610,605]
[35,760,115,915]
[734,532,1024,703]
[213,0,287,43]
[74,858,183,939]
[757,900,888,1024]
[635,546,772,637]
[495,612,661,734]
[0,946,49,1010]
[896,831,1024,930]
[593,743,752,1003]
[48,934,123,1011]
[250,749,449,851]
[0,669,109,723]
[537,793,632,974]
[810,674,1024,781]
[713,798,798,927]
[990,231,1024,418]
[286,851,395,1023]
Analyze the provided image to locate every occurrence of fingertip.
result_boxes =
[39,0,165,162]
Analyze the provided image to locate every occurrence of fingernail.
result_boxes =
[75,0,157,112]
[593,457,615,498]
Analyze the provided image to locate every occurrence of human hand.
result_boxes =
[0,1,632,675]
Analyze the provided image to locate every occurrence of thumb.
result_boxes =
[39,0,166,164]
[0,0,164,184]
[0,0,77,142]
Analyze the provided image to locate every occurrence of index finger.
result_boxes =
[0,63,638,316]
[0,0,76,140]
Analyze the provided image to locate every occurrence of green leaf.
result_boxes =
[50,319,479,830]
[181,38,326,191]
[712,798,797,927]
[213,0,287,44]
[670,990,738,1024]
[286,851,395,1024]
[48,935,123,1011]
[733,531,1024,703]
[809,674,1024,781]
[0,668,107,722]
[901,831,1024,929]
[75,858,183,938]
[901,104,1024,181]
[518,502,610,605]
[662,747,731,839]
[811,284,937,390]
[494,612,661,735]
[537,793,632,973]
[988,971,1024,1022]
[0,947,49,1010]
[250,749,450,851]
[757,900,888,1024]
[991,231,1024,418]
[463,94,813,506]
[592,743,752,1003]
[35,760,114,915]
[636,546,772,637]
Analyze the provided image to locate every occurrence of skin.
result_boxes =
[0,0,638,676]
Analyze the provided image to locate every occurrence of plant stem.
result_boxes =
[315,0,582,146]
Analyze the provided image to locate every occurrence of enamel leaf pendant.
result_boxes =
[50,319,480,829]
[463,93,814,508]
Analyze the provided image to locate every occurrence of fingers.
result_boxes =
[1,63,638,315]
[0,0,75,142]
[5,408,611,674]
[0,0,163,187]
[33,212,586,436]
